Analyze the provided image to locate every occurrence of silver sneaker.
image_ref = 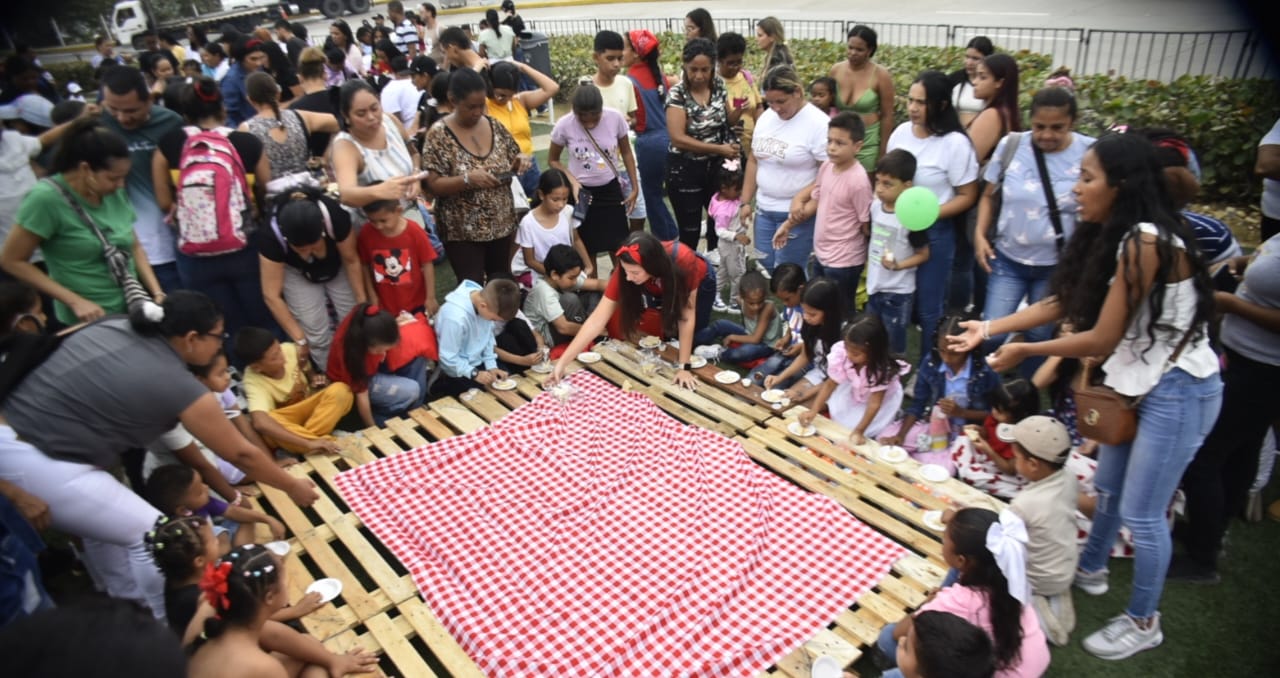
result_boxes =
[1074,566,1109,596]
[1083,613,1163,660]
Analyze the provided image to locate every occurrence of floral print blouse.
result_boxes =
[422,116,520,242]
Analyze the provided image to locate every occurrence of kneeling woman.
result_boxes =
[552,231,715,389]
[327,303,428,427]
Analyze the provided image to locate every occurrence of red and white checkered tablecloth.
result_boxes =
[336,372,907,677]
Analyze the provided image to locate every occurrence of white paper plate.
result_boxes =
[878,445,908,464]
[788,421,817,437]
[810,655,843,678]
[714,370,740,384]
[264,540,290,557]
[491,379,517,391]
[306,577,343,603]
[919,464,951,483]
[761,389,788,403]
[638,336,662,349]
[688,355,707,369]
[922,510,946,532]
[577,351,601,363]
[530,362,553,374]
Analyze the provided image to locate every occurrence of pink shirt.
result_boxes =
[810,160,872,267]
[921,585,1050,678]
[550,109,630,188]
[709,192,743,239]
[827,341,909,402]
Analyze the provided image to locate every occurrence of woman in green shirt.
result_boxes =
[0,118,162,325]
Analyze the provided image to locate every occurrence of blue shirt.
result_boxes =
[221,63,251,127]
[940,357,972,429]
[436,279,499,377]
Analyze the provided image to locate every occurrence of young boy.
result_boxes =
[777,112,872,316]
[867,149,930,356]
[749,263,806,386]
[357,196,439,316]
[892,610,996,678]
[432,278,521,397]
[235,328,352,456]
[587,30,645,231]
[524,244,604,348]
[145,465,285,551]
[694,271,781,366]
[715,33,761,150]
[997,415,1079,647]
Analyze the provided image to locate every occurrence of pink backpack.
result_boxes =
[176,126,252,256]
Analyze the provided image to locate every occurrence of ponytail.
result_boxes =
[947,508,1025,670]
[130,289,222,339]
[189,545,280,655]
[342,303,399,389]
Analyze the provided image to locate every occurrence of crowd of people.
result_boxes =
[0,5,1278,677]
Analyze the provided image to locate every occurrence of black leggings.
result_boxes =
[665,153,718,249]
[445,233,516,285]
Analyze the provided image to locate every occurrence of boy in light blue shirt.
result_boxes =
[430,278,522,398]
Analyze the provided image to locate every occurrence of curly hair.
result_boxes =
[145,515,210,582]
[189,545,281,655]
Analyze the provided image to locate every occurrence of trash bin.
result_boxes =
[520,32,551,79]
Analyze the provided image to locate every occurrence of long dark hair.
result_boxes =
[627,32,665,98]
[342,303,399,389]
[914,69,965,136]
[685,8,717,42]
[179,77,225,123]
[614,232,687,339]
[189,545,280,655]
[981,54,1022,134]
[842,313,897,386]
[799,277,844,363]
[329,20,355,49]
[530,167,575,209]
[130,290,222,339]
[245,71,281,120]
[51,118,129,173]
[1048,133,1212,354]
[948,508,1024,670]
[991,377,1039,423]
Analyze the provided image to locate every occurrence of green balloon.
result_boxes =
[897,186,941,231]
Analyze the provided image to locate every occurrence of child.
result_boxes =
[709,159,749,313]
[776,113,871,317]
[750,263,806,386]
[877,508,1050,678]
[357,196,438,317]
[514,168,594,285]
[183,544,377,676]
[809,76,838,118]
[799,314,910,445]
[0,280,46,336]
[694,271,781,365]
[182,59,202,79]
[431,278,521,397]
[998,415,1080,647]
[716,32,761,149]
[236,328,352,455]
[868,149,930,356]
[524,244,604,349]
[887,610,996,678]
[762,277,846,408]
[491,280,548,375]
[327,303,429,428]
[587,30,646,231]
[954,378,1041,499]
[145,466,285,551]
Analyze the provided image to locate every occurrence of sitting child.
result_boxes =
[750,263,806,386]
[953,378,1041,499]
[145,465,285,551]
[494,305,547,375]
[513,168,594,285]
[762,277,846,409]
[357,196,439,316]
[885,610,996,678]
[878,508,1050,678]
[236,328,352,455]
[431,278,521,397]
[328,303,427,428]
[799,313,909,446]
[524,244,604,350]
[694,271,781,366]
[998,415,1080,647]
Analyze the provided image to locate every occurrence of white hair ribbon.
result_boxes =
[985,509,1030,606]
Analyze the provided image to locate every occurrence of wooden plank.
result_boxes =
[383,416,430,449]
[364,611,439,677]
[429,397,489,433]
[773,628,862,677]
[407,407,458,443]
[399,599,489,678]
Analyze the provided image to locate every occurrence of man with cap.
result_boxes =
[997,414,1079,646]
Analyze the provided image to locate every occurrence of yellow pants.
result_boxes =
[265,383,354,453]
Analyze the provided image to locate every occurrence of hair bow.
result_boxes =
[1043,75,1075,92]
[200,561,234,612]
[721,157,741,172]
[364,304,382,317]
[615,242,642,266]
[985,509,1030,605]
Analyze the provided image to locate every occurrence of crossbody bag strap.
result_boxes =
[986,132,1023,239]
[580,117,621,184]
[1032,143,1065,250]
[43,178,114,251]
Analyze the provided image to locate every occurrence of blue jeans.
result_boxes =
[982,249,1056,375]
[517,155,542,204]
[754,210,815,272]
[877,622,901,667]
[694,319,776,364]
[635,132,677,240]
[750,352,797,387]
[868,292,913,356]
[811,260,862,317]
[176,246,279,359]
[915,218,956,355]
[951,220,975,311]
[369,357,428,426]
[1077,367,1223,619]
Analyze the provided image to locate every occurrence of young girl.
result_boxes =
[809,77,838,118]
[954,378,1041,499]
[184,544,376,677]
[694,271,780,366]
[762,278,846,408]
[0,281,46,336]
[877,508,1050,678]
[327,303,423,428]
[513,168,594,285]
[800,314,910,445]
[708,159,749,313]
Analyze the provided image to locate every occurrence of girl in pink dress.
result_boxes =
[799,314,909,445]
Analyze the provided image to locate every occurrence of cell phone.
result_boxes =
[1210,262,1240,293]
[492,171,515,183]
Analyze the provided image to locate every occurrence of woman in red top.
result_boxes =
[327,303,426,426]
[552,232,716,388]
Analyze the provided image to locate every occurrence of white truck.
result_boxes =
[110,0,371,50]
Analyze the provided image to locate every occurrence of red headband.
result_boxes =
[200,561,233,612]
[615,243,642,266]
[629,30,658,59]
[195,83,220,103]
[364,304,382,317]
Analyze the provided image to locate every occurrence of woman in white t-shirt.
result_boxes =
[739,66,830,271]
[478,9,516,62]
[886,70,979,353]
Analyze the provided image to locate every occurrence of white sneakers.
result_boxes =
[1083,613,1163,660]
[694,345,725,361]
[1073,566,1109,596]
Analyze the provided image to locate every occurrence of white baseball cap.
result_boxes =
[0,94,54,128]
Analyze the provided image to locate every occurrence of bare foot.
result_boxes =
[276,455,301,468]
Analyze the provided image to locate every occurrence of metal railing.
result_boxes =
[525,17,1276,81]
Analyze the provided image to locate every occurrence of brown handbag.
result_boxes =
[1074,329,1194,445]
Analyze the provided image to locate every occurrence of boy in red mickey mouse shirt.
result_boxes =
[357,197,439,316]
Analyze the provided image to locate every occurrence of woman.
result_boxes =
[371,39,402,81]
[141,50,181,104]
[548,85,638,275]
[187,24,208,50]
[152,78,277,349]
[422,68,526,284]
[665,38,741,250]
[684,8,717,43]
[886,70,979,354]
[968,53,1022,165]
[288,47,341,158]
[755,17,794,75]
[259,189,364,370]
[951,133,1222,661]
[975,87,1092,355]
[949,36,994,128]
[624,29,678,240]
[740,66,829,271]
[1,119,163,325]
[487,60,559,198]
[551,231,715,390]
[327,20,366,78]
[829,25,896,172]
[241,71,339,200]
[221,38,269,127]
[251,27,300,103]
[199,43,230,83]
[478,8,516,61]
[331,79,420,223]
[0,291,319,619]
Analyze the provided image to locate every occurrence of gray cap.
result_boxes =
[996,415,1071,463]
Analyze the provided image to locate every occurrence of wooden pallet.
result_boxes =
[252,342,1004,677]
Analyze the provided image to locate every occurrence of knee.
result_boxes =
[324,382,354,409]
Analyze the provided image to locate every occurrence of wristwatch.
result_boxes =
[680,363,692,371]
[295,338,309,347]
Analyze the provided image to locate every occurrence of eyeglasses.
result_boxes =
[202,331,230,341]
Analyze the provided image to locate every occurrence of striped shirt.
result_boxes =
[392,19,418,56]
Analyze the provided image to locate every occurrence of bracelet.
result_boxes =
[462,171,471,187]
[981,320,992,340]
[232,490,242,505]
